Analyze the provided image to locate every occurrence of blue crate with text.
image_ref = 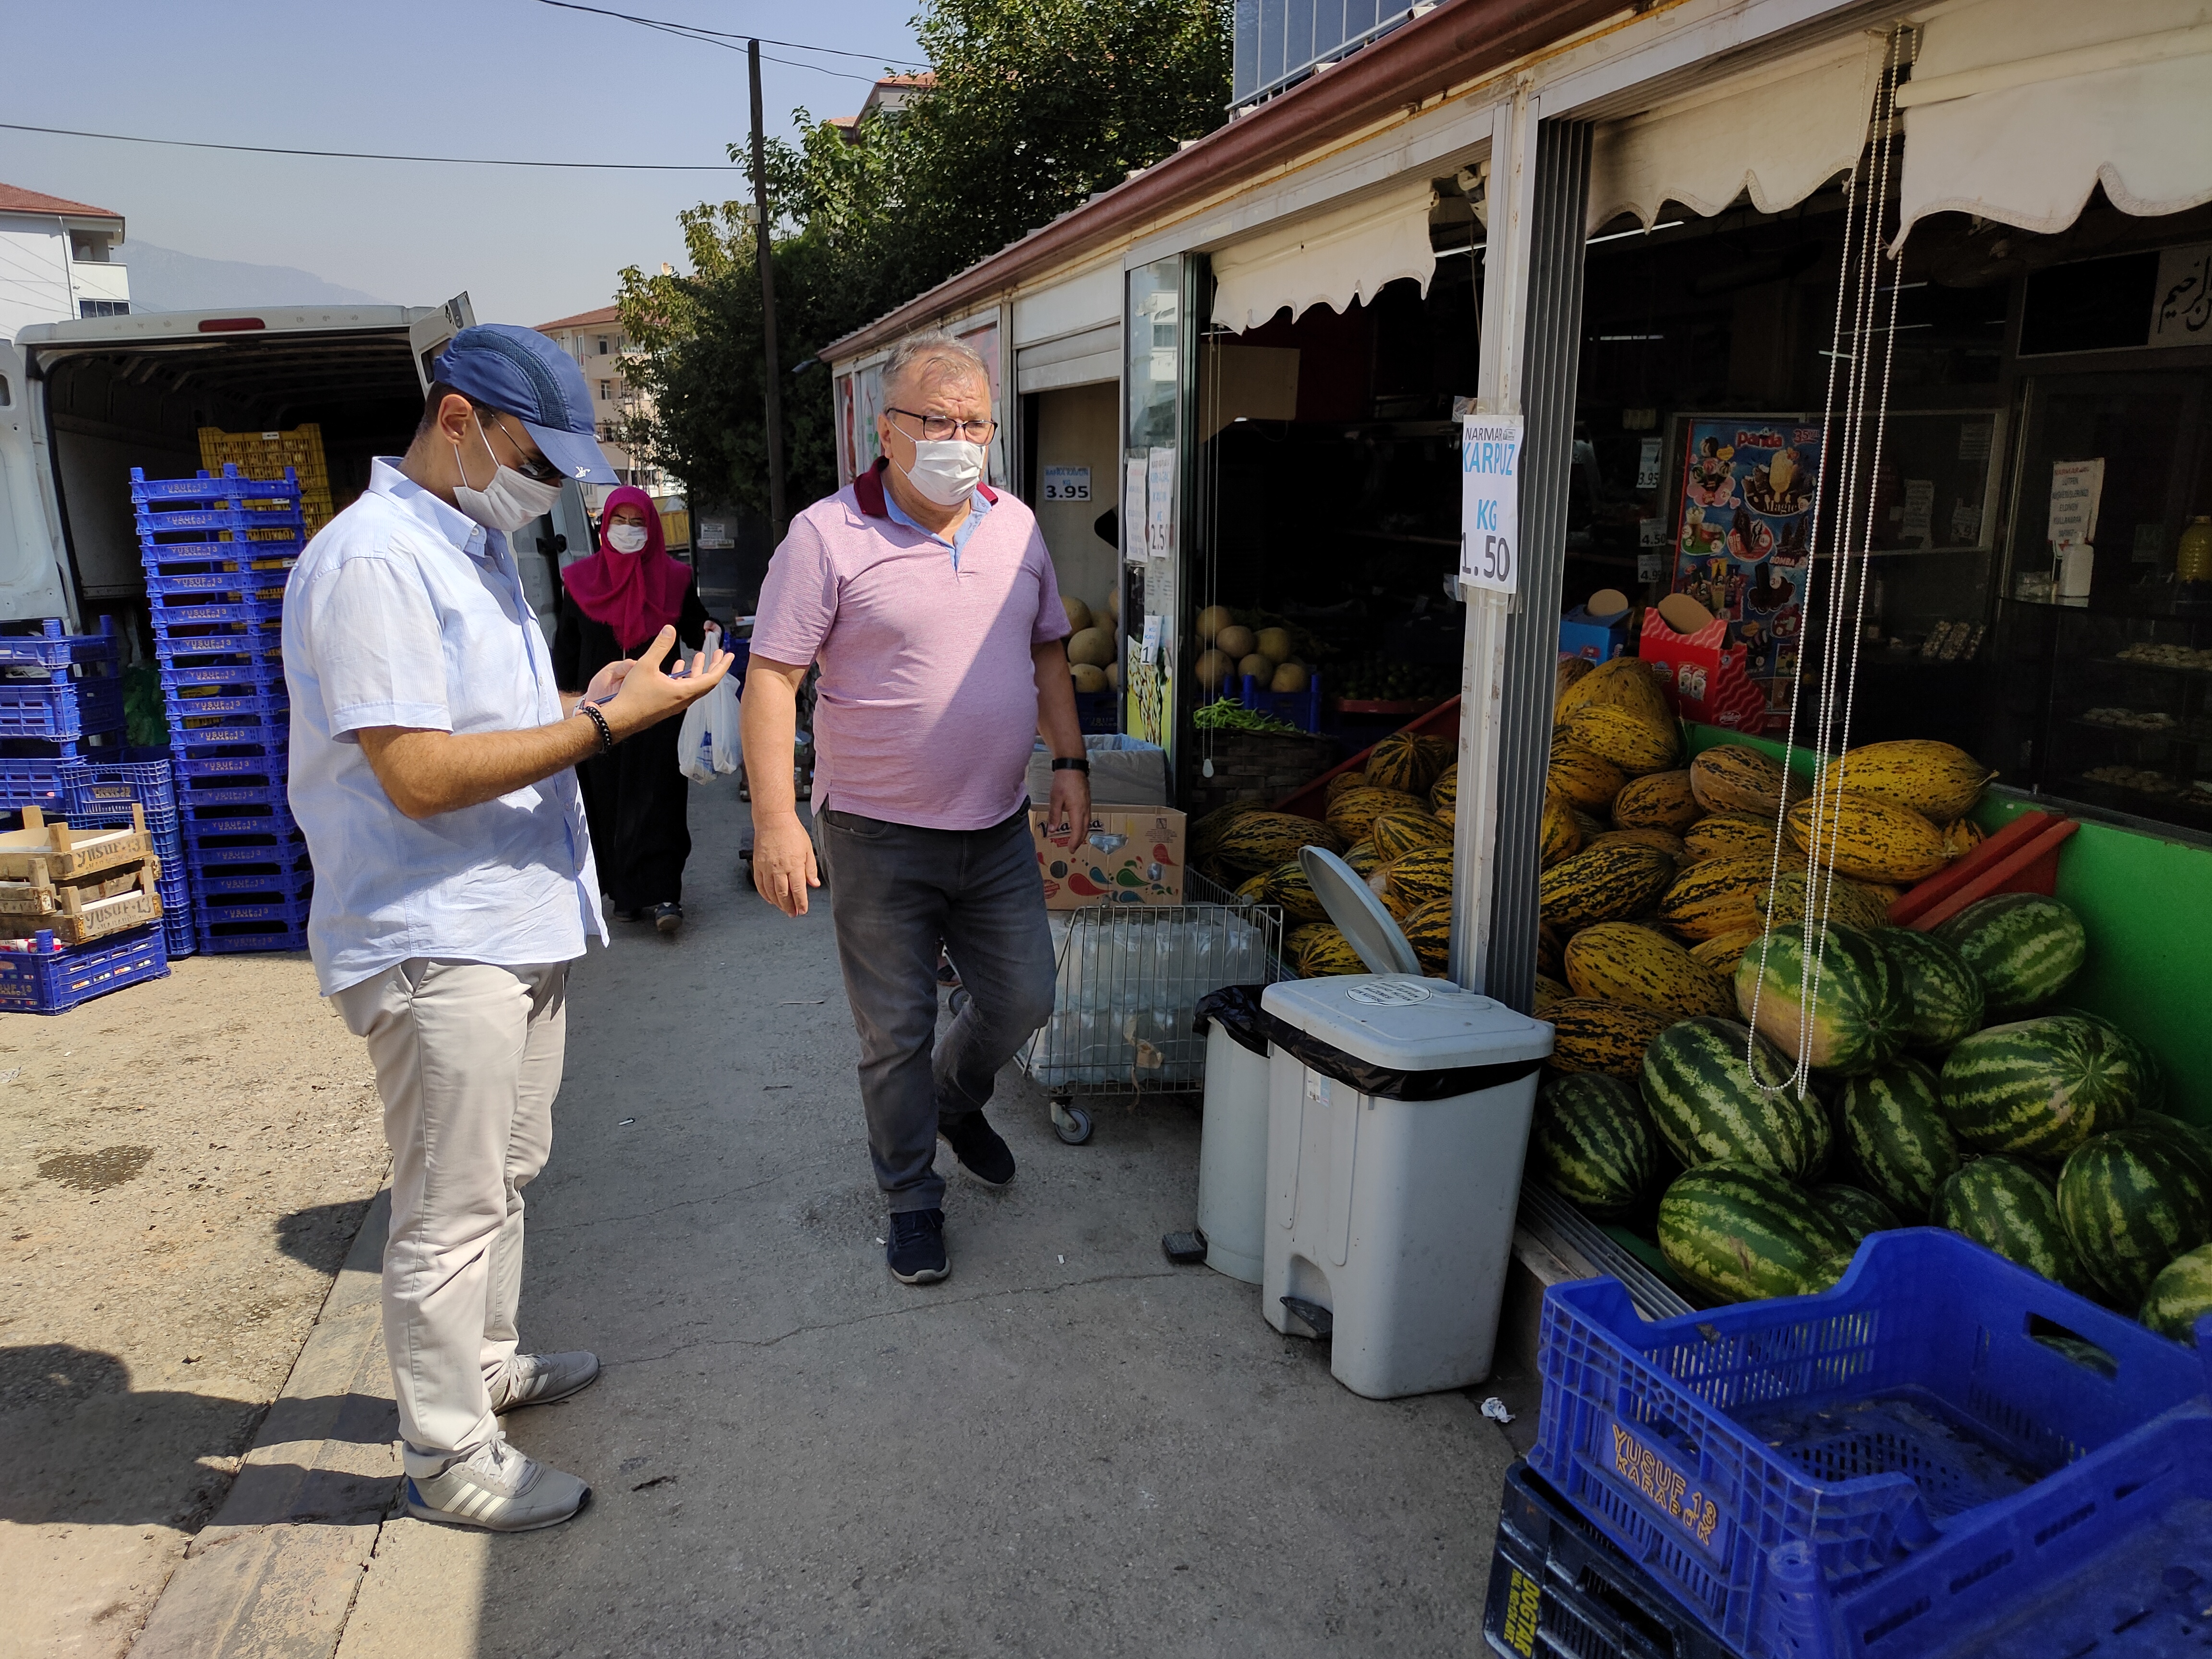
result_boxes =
[0,925,168,1013]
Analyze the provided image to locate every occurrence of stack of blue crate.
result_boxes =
[0,615,124,763]
[132,465,311,953]
[64,754,198,960]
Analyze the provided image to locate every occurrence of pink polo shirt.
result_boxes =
[751,461,1071,831]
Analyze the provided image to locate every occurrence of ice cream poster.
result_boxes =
[1673,417,1822,712]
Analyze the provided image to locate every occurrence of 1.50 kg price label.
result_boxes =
[1461,414,1522,595]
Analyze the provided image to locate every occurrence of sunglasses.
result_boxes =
[481,409,564,485]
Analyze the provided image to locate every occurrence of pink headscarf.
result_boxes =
[561,485,692,652]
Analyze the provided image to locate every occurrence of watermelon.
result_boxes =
[1933,1155,2082,1288]
[2132,1111,2212,1189]
[2057,1130,2212,1308]
[1934,894,2087,1017]
[2055,1008,2169,1116]
[1527,1072,1657,1218]
[1733,922,1907,1076]
[2140,1242,2212,1344]
[1813,1182,1899,1244]
[1839,1056,1960,1220]
[1939,1015,2139,1162]
[1657,1163,1856,1304]
[1875,928,1984,1051]
[1640,1016,1830,1179]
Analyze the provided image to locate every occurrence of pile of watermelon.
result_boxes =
[1526,888,2212,1342]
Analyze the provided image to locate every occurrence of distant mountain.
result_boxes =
[121,241,391,312]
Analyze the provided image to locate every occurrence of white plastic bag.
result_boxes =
[678,669,742,784]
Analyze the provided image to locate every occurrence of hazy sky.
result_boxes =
[2,0,927,325]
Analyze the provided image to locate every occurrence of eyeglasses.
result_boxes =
[886,407,996,444]
[482,409,564,485]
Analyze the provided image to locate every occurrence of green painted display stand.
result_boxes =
[1685,724,2212,1124]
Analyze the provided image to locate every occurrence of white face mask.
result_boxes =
[607,523,650,553]
[452,412,562,533]
[900,437,986,507]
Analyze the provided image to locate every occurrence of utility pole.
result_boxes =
[747,39,787,537]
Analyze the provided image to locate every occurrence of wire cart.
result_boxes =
[1013,870,1284,1145]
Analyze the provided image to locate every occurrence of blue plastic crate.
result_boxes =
[1530,1228,2212,1659]
[198,914,309,953]
[1236,671,1323,732]
[0,924,168,1013]
[131,464,301,505]
[0,754,72,810]
[195,891,310,924]
[0,616,120,673]
[135,504,305,535]
[177,777,286,809]
[184,801,298,832]
[194,864,312,901]
[64,769,196,962]
[161,688,288,720]
[176,754,287,783]
[171,721,288,754]
[142,542,302,577]
[144,566,292,599]
[150,596,287,629]
[0,673,125,741]
[152,627,282,658]
[157,658,286,689]
[186,840,308,872]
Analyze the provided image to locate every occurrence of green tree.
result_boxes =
[618,0,1231,522]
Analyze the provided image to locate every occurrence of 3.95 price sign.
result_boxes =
[1461,414,1522,594]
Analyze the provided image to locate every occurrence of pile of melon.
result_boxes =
[1192,606,1312,698]
[1062,591,1122,695]
[1190,728,1456,979]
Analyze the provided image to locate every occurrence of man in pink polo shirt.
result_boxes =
[742,330,1089,1285]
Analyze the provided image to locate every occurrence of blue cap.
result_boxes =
[432,323,619,485]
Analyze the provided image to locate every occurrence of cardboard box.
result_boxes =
[1557,606,1629,663]
[1638,607,1770,731]
[1032,806,1185,908]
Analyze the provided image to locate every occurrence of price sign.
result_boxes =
[1042,465,1091,502]
[1461,414,1523,594]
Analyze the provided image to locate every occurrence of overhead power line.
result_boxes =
[0,121,747,171]
[534,0,926,80]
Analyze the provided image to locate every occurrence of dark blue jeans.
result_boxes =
[817,805,1057,1213]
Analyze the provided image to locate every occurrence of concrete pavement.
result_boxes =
[148,772,1519,1657]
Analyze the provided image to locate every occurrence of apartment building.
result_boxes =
[534,304,681,537]
[0,183,129,343]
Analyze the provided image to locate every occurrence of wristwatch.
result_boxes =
[1052,756,1091,774]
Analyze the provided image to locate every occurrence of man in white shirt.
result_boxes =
[283,324,730,1531]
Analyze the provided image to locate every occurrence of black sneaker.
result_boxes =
[887,1209,949,1284]
[940,1111,1016,1188]
[651,902,683,935]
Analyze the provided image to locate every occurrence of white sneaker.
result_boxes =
[489,1349,601,1414]
[405,1437,589,1532]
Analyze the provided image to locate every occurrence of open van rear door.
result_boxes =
[0,339,74,625]
[409,292,476,392]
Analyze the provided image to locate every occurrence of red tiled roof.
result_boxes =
[536,304,621,331]
[0,182,123,221]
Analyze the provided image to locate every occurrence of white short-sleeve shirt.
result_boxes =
[282,458,606,994]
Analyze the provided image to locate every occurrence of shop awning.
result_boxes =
[1585,35,1886,233]
[1895,0,2212,244]
[1209,180,1438,332]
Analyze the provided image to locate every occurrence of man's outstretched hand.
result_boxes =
[601,626,732,739]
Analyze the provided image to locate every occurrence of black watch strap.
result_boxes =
[1052,756,1091,774]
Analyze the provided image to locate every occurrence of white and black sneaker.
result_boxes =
[405,1438,589,1532]
[489,1350,601,1414]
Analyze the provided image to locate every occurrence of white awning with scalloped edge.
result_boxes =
[1210,180,1439,332]
[1895,0,2212,245]
[1586,34,1886,234]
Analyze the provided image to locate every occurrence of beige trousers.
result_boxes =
[334,958,568,1476]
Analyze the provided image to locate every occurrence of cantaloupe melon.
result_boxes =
[1215,624,1257,661]
[1196,605,1231,642]
[1067,627,1115,667]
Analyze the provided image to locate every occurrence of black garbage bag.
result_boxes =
[1193,984,1271,1058]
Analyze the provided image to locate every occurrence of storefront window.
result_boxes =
[1124,256,1189,749]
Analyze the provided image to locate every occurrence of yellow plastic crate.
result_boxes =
[198,425,337,536]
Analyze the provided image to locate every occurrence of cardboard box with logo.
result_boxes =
[1031,806,1186,908]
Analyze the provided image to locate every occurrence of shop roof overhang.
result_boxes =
[819,0,1629,366]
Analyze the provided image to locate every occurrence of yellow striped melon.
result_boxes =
[1564,922,1736,1019]
[1284,923,1330,965]
[1570,805,1610,843]
[1366,732,1454,796]
[1341,840,1383,877]
[1755,868,1888,934]
[1689,745,1805,817]
[1591,828,1686,866]
[1683,812,1779,864]
[1539,842,1677,931]
[1823,740,1995,823]
[1379,846,1454,911]
[1612,769,1701,834]
[1532,974,1572,1015]
[1537,922,1564,981]
[1214,810,1346,878]
[1691,927,1768,978]
[1540,787,1583,869]
[1326,785,1425,842]
[1297,925,1366,977]
[1786,790,1946,885]
[1942,817,1984,860]
[1555,656,1596,703]
[1549,746,1627,812]
[1567,701,1683,776]
[1547,998,1673,1079]
[1370,808,1451,862]
[1430,762,1458,816]
[1255,859,1329,923]
[1556,656,1671,728]
[1325,769,1369,802]
[1400,898,1453,975]
[1657,855,1772,942]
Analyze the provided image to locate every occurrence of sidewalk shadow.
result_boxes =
[274,1197,377,1274]
[0,1344,397,1530]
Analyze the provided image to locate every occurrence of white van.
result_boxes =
[0,294,593,638]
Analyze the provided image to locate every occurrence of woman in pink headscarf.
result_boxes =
[553,486,716,934]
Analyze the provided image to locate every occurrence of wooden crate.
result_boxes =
[0,860,161,944]
[0,805,153,882]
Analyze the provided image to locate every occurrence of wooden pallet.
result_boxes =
[0,860,161,944]
[0,804,152,882]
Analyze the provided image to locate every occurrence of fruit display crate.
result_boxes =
[0,616,121,673]
[1484,1459,1735,1659]
[0,923,168,1013]
[1529,1227,2212,1659]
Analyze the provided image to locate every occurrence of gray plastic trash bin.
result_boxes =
[1261,973,1552,1398]
[1193,985,1272,1283]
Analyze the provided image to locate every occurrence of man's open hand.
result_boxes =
[602,626,731,739]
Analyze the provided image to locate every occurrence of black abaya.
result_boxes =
[552,575,712,912]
